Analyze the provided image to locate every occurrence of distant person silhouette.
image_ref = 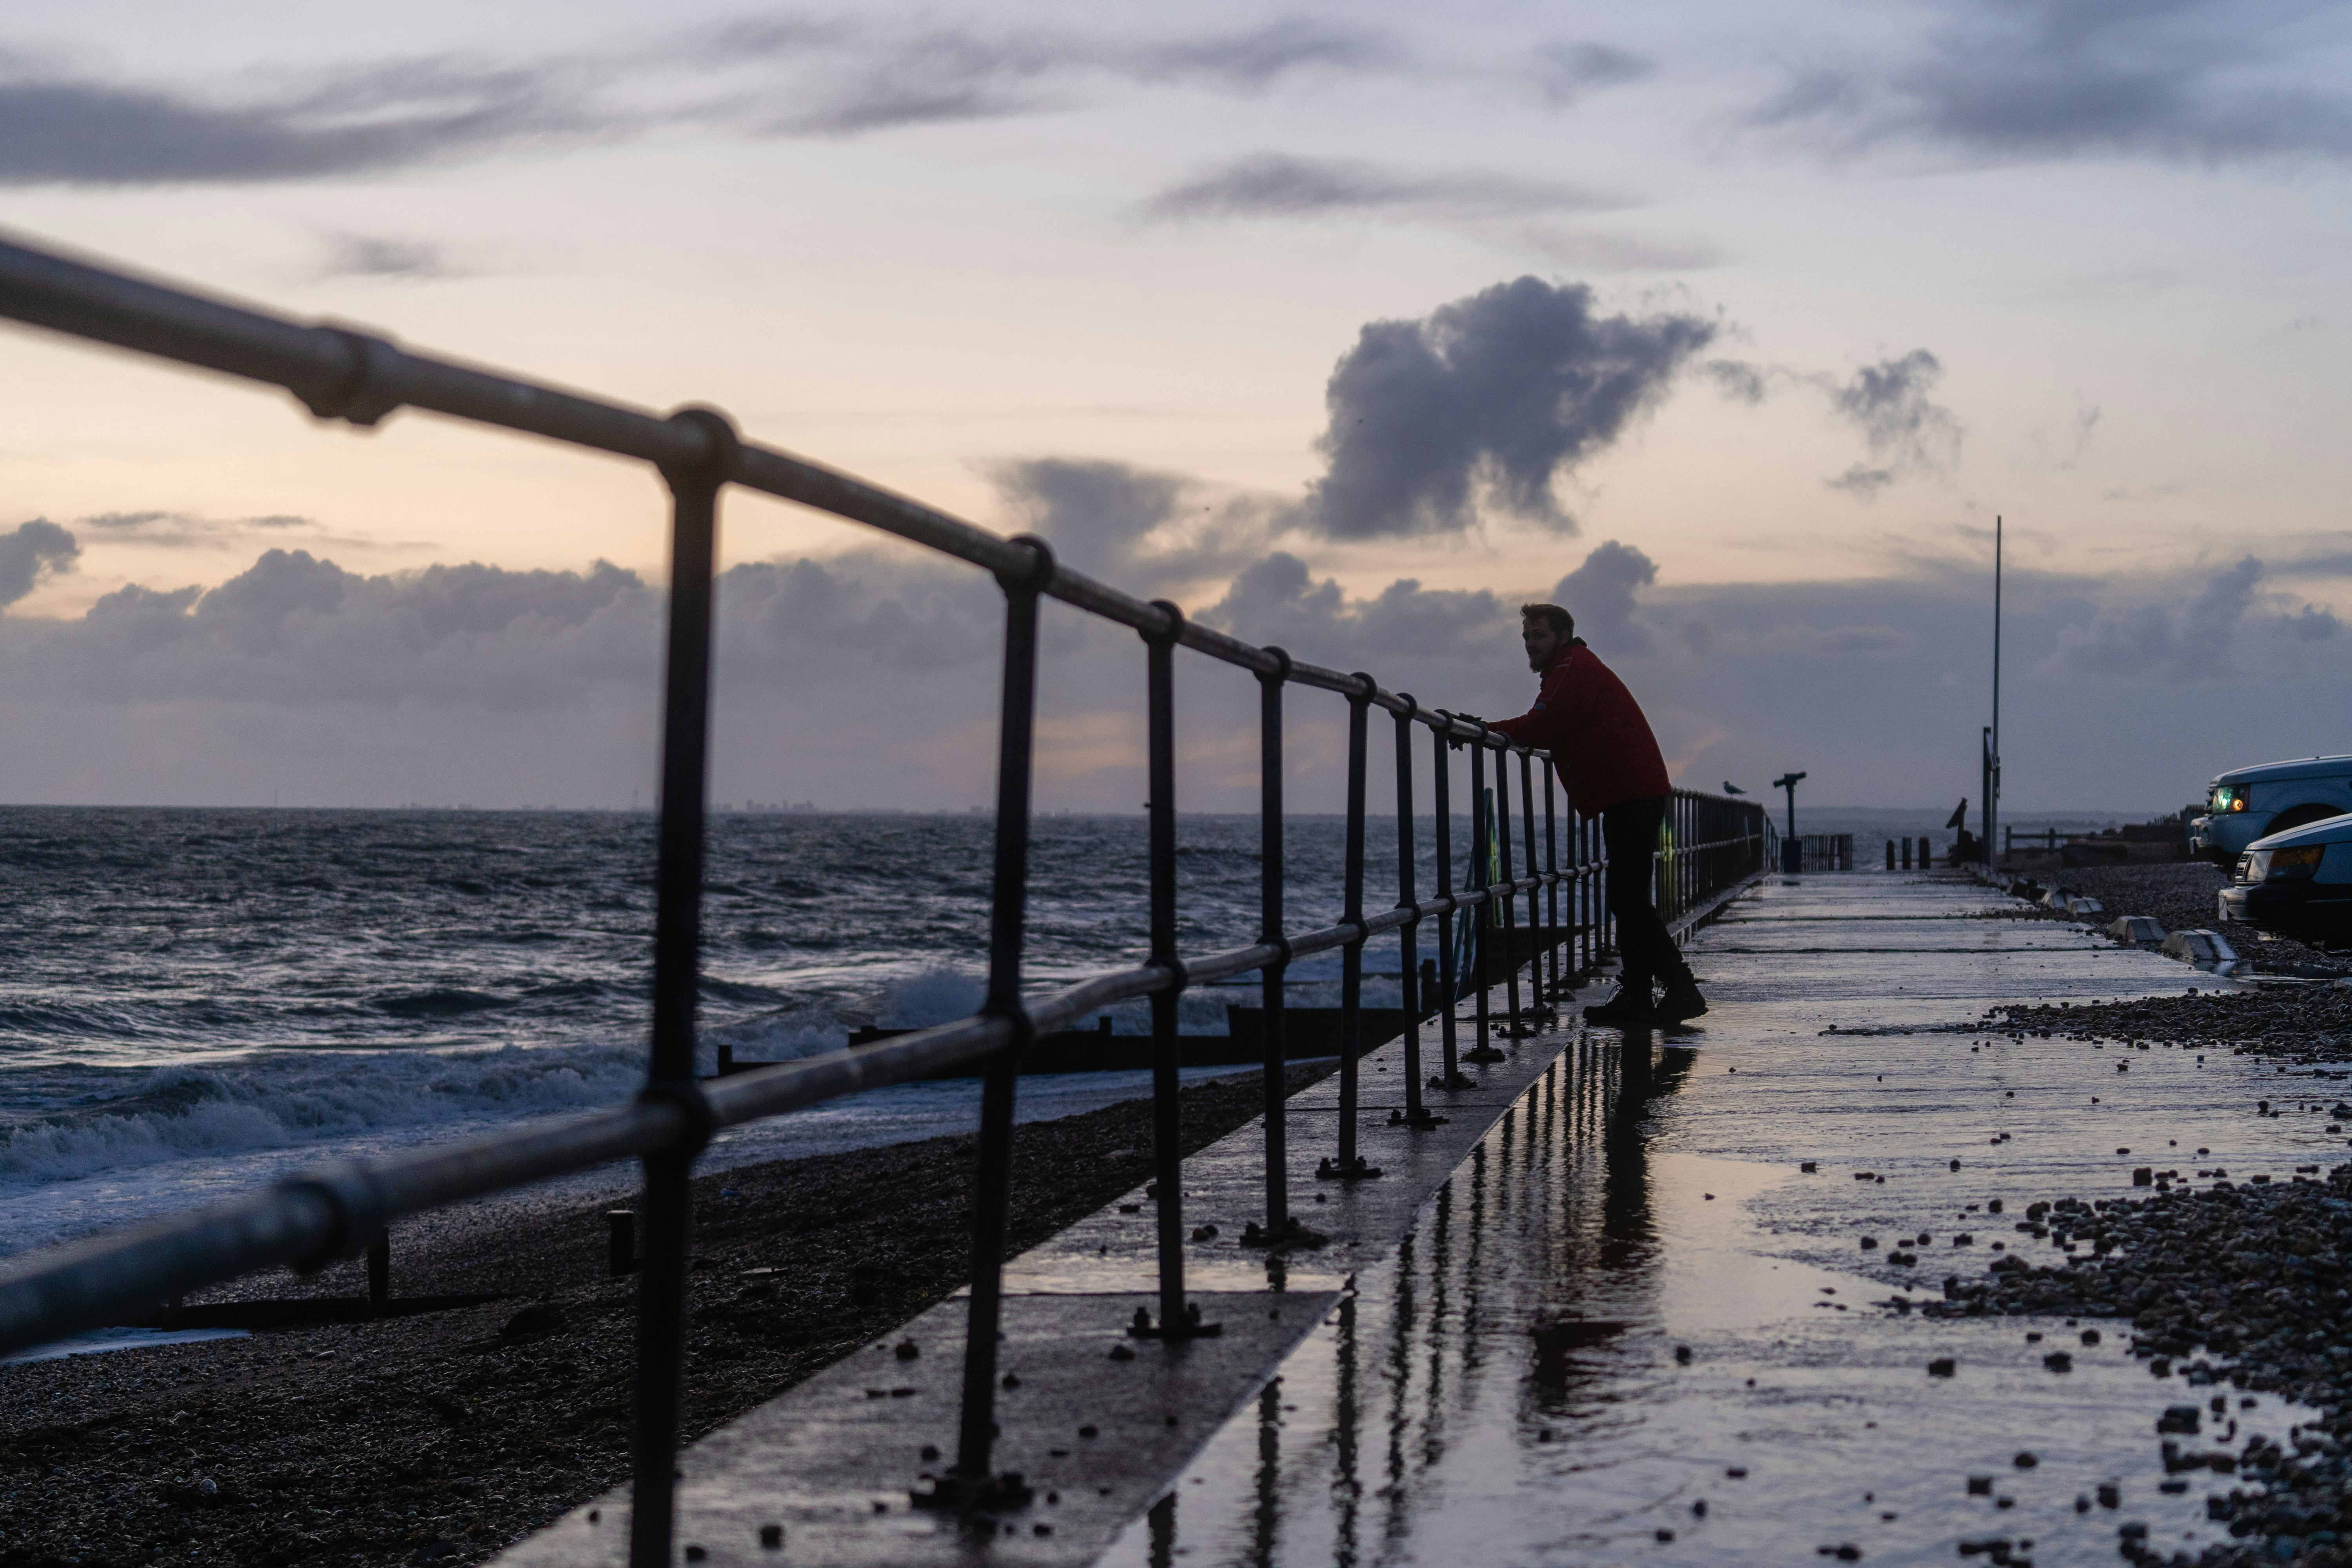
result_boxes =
[1484,603,1705,1029]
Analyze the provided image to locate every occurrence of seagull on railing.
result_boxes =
[1723,781,1746,795]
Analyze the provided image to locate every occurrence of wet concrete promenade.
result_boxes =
[505,868,2338,1566]
[1103,869,2330,1568]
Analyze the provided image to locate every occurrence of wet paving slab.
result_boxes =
[1098,871,2338,1568]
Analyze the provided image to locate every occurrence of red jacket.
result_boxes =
[1488,644,1670,818]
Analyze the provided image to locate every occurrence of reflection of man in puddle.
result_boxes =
[1487,603,1707,1029]
[1531,1044,1697,1403]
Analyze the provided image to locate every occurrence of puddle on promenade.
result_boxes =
[1104,1041,2320,1568]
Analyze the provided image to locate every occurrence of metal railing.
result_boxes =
[1656,789,1774,925]
[1794,832,1857,872]
[0,233,1771,1559]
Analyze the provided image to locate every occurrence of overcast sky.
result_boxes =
[2,0,2347,813]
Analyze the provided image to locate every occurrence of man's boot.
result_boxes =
[1583,975,1653,1028]
[1654,967,1708,1026]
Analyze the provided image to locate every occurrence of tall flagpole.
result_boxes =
[1991,515,2002,866]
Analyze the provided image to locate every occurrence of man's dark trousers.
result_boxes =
[1601,794,1689,994]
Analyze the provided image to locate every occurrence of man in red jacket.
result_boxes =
[1487,603,1706,1028]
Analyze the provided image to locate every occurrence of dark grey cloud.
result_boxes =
[1754,0,2352,164]
[992,458,1187,579]
[1820,350,1962,499]
[990,458,1282,593]
[2276,603,2341,641]
[0,519,79,609]
[746,18,1397,135]
[0,17,1404,185]
[1532,41,1653,107]
[2039,554,2343,681]
[1199,552,1511,668]
[1135,18,1393,87]
[1757,622,1917,658]
[1303,277,1716,539]
[2,541,1014,711]
[1140,152,1617,224]
[0,57,582,186]
[3,532,2342,814]
[1551,540,1658,654]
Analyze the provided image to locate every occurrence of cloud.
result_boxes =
[1826,465,1900,500]
[1752,0,2352,165]
[75,510,316,548]
[1124,17,1396,89]
[2275,603,2341,641]
[4,533,2343,814]
[1551,540,1658,655]
[2044,554,2276,681]
[1302,276,1716,539]
[1757,623,1918,658]
[1139,152,1618,225]
[318,232,459,281]
[1820,350,1963,498]
[1198,552,1511,669]
[0,57,584,186]
[0,519,80,608]
[1515,226,1723,273]
[746,19,1398,134]
[0,18,1405,186]
[989,457,1281,593]
[1531,42,1653,107]
[2027,399,2103,471]
[1701,358,1769,404]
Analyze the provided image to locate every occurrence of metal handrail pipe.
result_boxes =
[1021,966,1171,1033]
[0,1096,686,1359]
[1180,942,1288,988]
[1284,920,1364,962]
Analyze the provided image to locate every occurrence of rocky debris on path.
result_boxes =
[1908,1161,2352,1567]
[1985,988,2352,1062]
[0,1066,1329,1568]
[1992,863,2348,978]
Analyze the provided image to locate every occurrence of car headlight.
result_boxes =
[2212,786,2248,813]
[2267,845,2325,882]
[2239,851,2265,883]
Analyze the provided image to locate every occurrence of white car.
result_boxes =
[2216,812,2352,950]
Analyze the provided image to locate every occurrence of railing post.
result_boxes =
[1431,717,1465,1090]
[1388,698,1439,1129]
[630,408,735,1568]
[1465,731,1501,1065]
[1541,759,1560,1002]
[1319,675,1380,1181]
[1257,648,1293,1236]
[1598,806,1615,959]
[1141,603,1207,1330]
[935,537,1051,1507]
[1493,739,1522,1040]
[1517,751,1545,1024]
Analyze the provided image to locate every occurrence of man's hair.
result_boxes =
[1520,603,1574,638]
